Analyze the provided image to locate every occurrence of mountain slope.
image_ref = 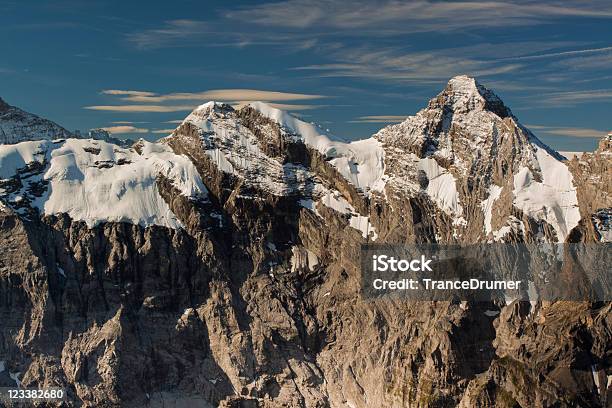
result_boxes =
[0,78,609,407]
[0,138,208,228]
[0,97,73,144]
[372,75,581,242]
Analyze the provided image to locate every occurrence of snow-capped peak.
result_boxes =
[375,75,517,153]
[193,101,226,113]
[179,101,235,129]
[434,75,511,118]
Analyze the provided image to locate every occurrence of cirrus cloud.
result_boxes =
[87,88,327,113]
[151,128,176,134]
[85,104,196,112]
[227,0,612,31]
[527,124,609,138]
[100,125,149,134]
[349,115,406,123]
[101,90,156,97]
[114,89,326,103]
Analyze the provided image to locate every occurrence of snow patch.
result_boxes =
[298,198,317,212]
[57,265,66,277]
[513,145,581,241]
[493,216,525,241]
[481,184,502,235]
[320,191,352,214]
[592,365,602,395]
[418,157,463,217]
[527,282,539,314]
[558,151,583,160]
[0,140,50,179]
[319,191,378,240]
[0,139,208,229]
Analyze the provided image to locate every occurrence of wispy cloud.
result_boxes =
[85,105,195,112]
[151,128,176,134]
[349,115,406,123]
[90,88,327,113]
[125,2,612,52]
[227,0,612,31]
[527,124,609,138]
[127,19,211,49]
[125,18,320,50]
[102,90,156,97]
[498,45,612,61]
[536,89,612,106]
[116,89,326,103]
[111,120,149,124]
[100,125,149,134]
[293,46,523,82]
[557,51,612,70]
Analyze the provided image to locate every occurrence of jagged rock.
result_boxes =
[0,77,610,407]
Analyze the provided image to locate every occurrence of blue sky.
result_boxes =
[1,0,611,151]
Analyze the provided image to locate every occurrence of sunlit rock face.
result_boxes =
[0,78,610,407]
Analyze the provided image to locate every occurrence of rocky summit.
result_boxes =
[0,76,610,407]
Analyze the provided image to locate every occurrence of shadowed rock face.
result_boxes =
[0,97,73,144]
[0,77,610,407]
[0,97,10,112]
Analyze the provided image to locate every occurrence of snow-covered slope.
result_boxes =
[372,75,581,242]
[512,143,581,240]
[0,138,207,228]
[172,78,584,242]
[248,102,387,194]
[178,101,387,196]
[0,78,592,242]
[0,97,72,144]
[180,102,315,196]
[171,101,382,240]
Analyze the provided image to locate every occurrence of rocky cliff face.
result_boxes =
[0,97,73,144]
[0,77,610,407]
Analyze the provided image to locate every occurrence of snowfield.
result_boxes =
[513,144,581,240]
[0,138,207,228]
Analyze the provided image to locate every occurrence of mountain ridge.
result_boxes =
[0,75,609,407]
[0,76,602,243]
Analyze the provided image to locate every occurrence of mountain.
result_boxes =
[0,97,73,144]
[0,77,610,407]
